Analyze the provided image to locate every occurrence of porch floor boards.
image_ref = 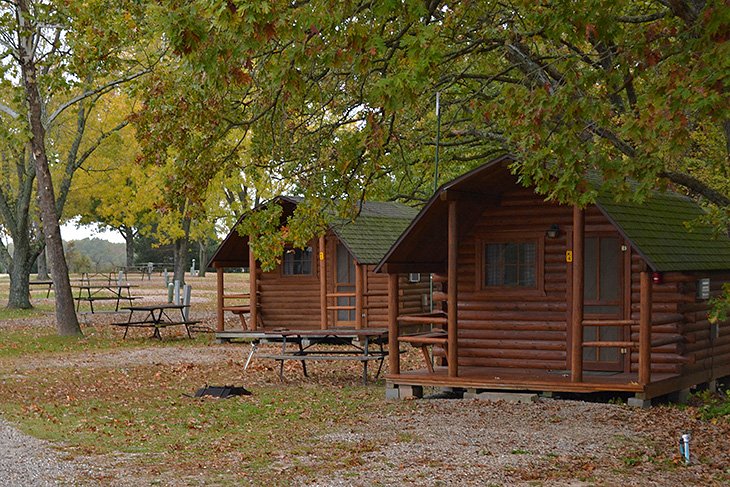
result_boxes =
[386,366,678,394]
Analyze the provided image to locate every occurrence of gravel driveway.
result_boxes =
[0,418,82,486]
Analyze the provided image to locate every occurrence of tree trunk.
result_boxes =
[173,238,189,285]
[172,216,192,285]
[36,245,49,280]
[121,226,135,268]
[198,240,207,277]
[17,0,81,336]
[7,242,33,309]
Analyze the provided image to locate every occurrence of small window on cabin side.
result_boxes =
[283,247,313,275]
[484,242,536,288]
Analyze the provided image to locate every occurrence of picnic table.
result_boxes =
[111,304,200,339]
[29,280,53,298]
[73,283,139,313]
[254,328,389,385]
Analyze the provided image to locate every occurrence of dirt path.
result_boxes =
[3,344,245,371]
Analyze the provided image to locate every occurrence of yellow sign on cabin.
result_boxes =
[566,250,573,263]
[319,251,325,261]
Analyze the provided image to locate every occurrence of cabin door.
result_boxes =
[582,235,625,372]
[335,242,356,326]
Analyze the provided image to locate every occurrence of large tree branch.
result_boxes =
[666,0,702,25]
[586,122,638,157]
[55,118,130,216]
[0,103,19,119]
[46,69,150,126]
[660,171,730,207]
[616,11,668,23]
[0,236,11,268]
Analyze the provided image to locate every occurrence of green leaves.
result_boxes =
[133,0,728,255]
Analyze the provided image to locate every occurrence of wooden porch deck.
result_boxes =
[386,366,680,395]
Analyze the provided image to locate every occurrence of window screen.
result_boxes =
[283,248,313,275]
[484,242,536,287]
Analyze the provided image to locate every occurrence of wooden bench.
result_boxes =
[221,293,262,330]
[258,353,386,362]
[222,305,257,329]
[398,330,448,373]
[258,351,387,384]
[110,319,201,339]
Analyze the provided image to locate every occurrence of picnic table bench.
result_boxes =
[255,328,389,385]
[396,311,449,373]
[111,304,200,339]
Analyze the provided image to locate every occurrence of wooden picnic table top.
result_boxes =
[123,304,186,312]
[275,327,388,338]
[72,283,137,289]
[29,280,53,285]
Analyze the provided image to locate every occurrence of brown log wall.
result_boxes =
[258,237,323,329]
[455,189,573,369]
[677,271,730,375]
[363,268,431,328]
[256,235,431,329]
[452,190,730,378]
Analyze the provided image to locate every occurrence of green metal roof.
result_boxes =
[596,191,730,272]
[331,203,419,264]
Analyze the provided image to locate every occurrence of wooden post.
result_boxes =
[216,266,224,332]
[355,263,364,329]
[319,236,327,329]
[447,200,458,377]
[248,242,258,331]
[639,270,652,386]
[570,206,584,383]
[388,272,400,375]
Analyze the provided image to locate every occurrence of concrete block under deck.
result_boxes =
[627,396,652,409]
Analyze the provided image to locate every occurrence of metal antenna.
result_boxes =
[434,92,441,193]
[430,92,442,313]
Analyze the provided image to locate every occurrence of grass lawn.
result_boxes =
[0,272,410,484]
[0,323,405,485]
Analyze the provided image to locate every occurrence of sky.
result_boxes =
[61,218,125,243]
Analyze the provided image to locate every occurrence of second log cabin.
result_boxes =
[209,196,431,337]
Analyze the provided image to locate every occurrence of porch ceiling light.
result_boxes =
[546,224,560,239]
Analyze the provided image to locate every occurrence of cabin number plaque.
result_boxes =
[566,250,573,263]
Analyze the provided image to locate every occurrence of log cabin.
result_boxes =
[376,155,730,406]
[209,196,431,338]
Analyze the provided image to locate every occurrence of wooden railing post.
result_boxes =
[248,241,258,331]
[388,272,400,375]
[447,200,458,377]
[319,236,327,329]
[355,264,364,329]
[639,270,652,385]
[216,265,224,332]
[570,206,584,383]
